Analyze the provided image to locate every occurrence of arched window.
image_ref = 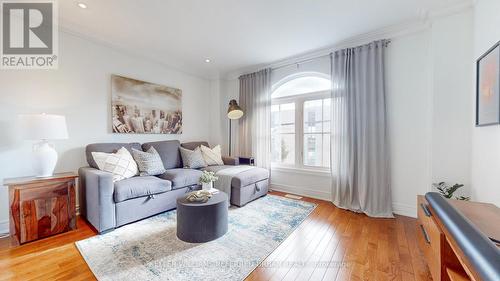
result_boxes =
[271,72,331,168]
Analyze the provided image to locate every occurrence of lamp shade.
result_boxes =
[19,114,68,140]
[227,99,244,120]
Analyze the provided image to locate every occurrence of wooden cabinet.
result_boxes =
[5,172,78,245]
[416,195,500,281]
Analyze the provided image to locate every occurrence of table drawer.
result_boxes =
[417,196,443,281]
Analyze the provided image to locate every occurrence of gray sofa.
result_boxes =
[78,140,269,233]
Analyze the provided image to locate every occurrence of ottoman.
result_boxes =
[176,192,228,243]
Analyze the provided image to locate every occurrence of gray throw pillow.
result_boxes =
[179,146,207,169]
[131,147,166,176]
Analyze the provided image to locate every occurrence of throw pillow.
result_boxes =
[179,146,207,169]
[200,145,224,166]
[131,147,166,176]
[91,147,138,182]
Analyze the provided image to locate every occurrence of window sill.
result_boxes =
[271,165,331,177]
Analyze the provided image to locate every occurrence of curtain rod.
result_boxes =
[271,39,391,72]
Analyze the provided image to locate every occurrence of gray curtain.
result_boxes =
[330,40,393,218]
[238,68,272,170]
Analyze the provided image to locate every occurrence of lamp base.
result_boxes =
[32,141,58,177]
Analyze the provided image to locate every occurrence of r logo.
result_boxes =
[2,2,53,54]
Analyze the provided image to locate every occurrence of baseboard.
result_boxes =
[271,183,416,218]
[270,183,331,201]
[0,220,8,235]
[392,202,416,218]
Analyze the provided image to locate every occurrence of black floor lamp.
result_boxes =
[227,99,244,156]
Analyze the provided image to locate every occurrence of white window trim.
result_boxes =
[271,164,331,177]
[271,89,331,171]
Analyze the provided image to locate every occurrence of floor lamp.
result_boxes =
[227,99,244,156]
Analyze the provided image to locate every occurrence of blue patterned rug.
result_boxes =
[76,195,316,281]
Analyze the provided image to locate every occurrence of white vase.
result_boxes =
[32,141,58,177]
[202,182,213,191]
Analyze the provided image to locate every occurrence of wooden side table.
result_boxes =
[4,172,78,245]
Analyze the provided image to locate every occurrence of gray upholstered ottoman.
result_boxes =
[176,192,228,243]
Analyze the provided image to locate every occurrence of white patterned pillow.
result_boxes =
[200,145,224,166]
[91,147,138,182]
[131,147,166,176]
[179,146,207,169]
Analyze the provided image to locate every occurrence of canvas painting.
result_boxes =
[111,75,182,134]
[476,43,500,126]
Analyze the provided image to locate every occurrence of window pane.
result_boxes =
[303,134,322,166]
[323,98,331,132]
[281,134,295,164]
[304,99,323,133]
[323,121,330,133]
[280,103,295,133]
[271,105,280,130]
[271,102,295,164]
[272,76,331,98]
[322,134,331,168]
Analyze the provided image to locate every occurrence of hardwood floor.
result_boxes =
[0,192,432,281]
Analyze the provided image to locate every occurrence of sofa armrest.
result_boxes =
[222,156,239,166]
[78,167,116,233]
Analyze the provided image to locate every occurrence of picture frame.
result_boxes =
[111,75,183,134]
[476,41,500,126]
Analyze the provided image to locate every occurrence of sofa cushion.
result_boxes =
[179,146,207,169]
[200,145,224,166]
[114,176,172,203]
[202,165,269,188]
[86,142,142,169]
[142,140,182,169]
[92,147,139,182]
[158,168,202,189]
[131,147,166,176]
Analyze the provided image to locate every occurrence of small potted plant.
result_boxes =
[433,182,470,201]
[199,171,218,191]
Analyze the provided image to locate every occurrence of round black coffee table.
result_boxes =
[176,192,228,243]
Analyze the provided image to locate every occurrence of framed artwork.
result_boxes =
[476,41,500,126]
[111,75,182,134]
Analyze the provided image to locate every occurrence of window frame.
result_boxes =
[271,89,331,172]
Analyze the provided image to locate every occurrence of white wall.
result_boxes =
[430,11,474,197]
[387,10,473,216]
[0,31,212,233]
[386,30,433,217]
[470,0,500,205]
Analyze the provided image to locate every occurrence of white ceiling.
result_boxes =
[59,0,470,79]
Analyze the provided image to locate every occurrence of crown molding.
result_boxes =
[222,20,429,80]
[428,0,474,19]
[222,0,475,80]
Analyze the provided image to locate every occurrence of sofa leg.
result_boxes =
[99,228,115,235]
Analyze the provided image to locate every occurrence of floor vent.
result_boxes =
[284,194,303,200]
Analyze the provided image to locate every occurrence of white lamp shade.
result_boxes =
[19,114,69,140]
[227,109,244,119]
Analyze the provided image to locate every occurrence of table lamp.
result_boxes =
[19,113,68,177]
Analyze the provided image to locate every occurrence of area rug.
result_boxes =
[76,195,316,281]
